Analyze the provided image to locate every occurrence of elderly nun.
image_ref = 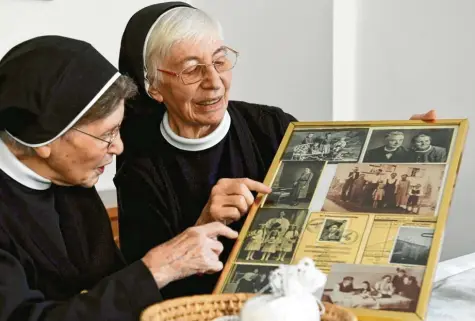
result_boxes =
[0,35,237,321]
[115,2,437,300]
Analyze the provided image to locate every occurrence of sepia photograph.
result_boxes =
[282,128,369,163]
[318,218,348,242]
[221,264,277,294]
[322,264,425,312]
[362,127,455,163]
[322,163,446,215]
[390,226,434,266]
[264,161,325,209]
[237,208,307,264]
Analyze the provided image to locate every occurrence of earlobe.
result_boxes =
[148,87,164,103]
[34,145,52,159]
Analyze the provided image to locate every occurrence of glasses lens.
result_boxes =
[214,48,237,73]
[181,65,203,85]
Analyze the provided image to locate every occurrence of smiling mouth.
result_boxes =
[196,96,223,106]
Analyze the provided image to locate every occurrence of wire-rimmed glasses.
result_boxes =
[157,46,239,85]
[72,126,120,150]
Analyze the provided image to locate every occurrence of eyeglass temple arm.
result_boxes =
[157,69,179,77]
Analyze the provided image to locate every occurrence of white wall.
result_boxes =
[192,0,333,121]
[355,0,475,260]
[0,0,333,202]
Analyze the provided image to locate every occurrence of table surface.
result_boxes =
[427,252,475,320]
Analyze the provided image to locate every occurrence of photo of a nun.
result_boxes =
[0,35,237,321]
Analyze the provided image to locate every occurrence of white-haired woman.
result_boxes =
[114,2,436,300]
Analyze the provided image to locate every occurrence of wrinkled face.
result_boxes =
[45,101,124,188]
[386,134,404,149]
[413,136,431,150]
[154,38,232,128]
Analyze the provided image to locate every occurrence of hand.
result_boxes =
[141,222,238,288]
[196,178,272,226]
[410,109,437,121]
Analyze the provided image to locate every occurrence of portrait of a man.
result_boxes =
[363,131,409,163]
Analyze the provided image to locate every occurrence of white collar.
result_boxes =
[0,138,51,190]
[160,111,231,151]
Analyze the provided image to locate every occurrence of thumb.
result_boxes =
[202,222,239,239]
[410,110,437,121]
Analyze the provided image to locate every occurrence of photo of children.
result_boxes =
[282,128,369,163]
[237,208,307,264]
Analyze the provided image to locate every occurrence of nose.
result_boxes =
[201,64,223,90]
[108,133,124,155]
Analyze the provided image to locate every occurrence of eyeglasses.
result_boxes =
[72,126,120,150]
[157,46,239,85]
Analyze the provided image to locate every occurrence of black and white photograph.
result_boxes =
[263,161,325,209]
[362,128,455,163]
[221,264,277,294]
[390,227,433,266]
[237,208,307,263]
[322,163,446,216]
[322,264,425,313]
[282,128,369,163]
[318,218,348,242]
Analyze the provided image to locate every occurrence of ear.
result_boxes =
[148,86,164,103]
[34,145,52,159]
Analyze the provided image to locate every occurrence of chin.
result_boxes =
[201,106,227,126]
[78,176,100,188]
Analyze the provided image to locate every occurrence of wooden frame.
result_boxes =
[213,119,469,321]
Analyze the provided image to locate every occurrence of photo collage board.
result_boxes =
[214,119,468,321]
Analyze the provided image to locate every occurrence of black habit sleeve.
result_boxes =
[115,101,297,267]
[0,246,161,321]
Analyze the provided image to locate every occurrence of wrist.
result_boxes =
[196,210,214,226]
[141,254,175,289]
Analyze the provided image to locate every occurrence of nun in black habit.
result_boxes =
[0,35,237,321]
[114,2,438,300]
[114,2,293,299]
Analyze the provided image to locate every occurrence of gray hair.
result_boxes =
[144,7,224,89]
[1,75,137,155]
[0,131,36,156]
[385,131,404,139]
[411,133,432,143]
[75,74,137,126]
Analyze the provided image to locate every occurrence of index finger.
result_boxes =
[237,178,272,194]
[200,222,239,239]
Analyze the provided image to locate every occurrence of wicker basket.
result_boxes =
[140,293,357,321]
